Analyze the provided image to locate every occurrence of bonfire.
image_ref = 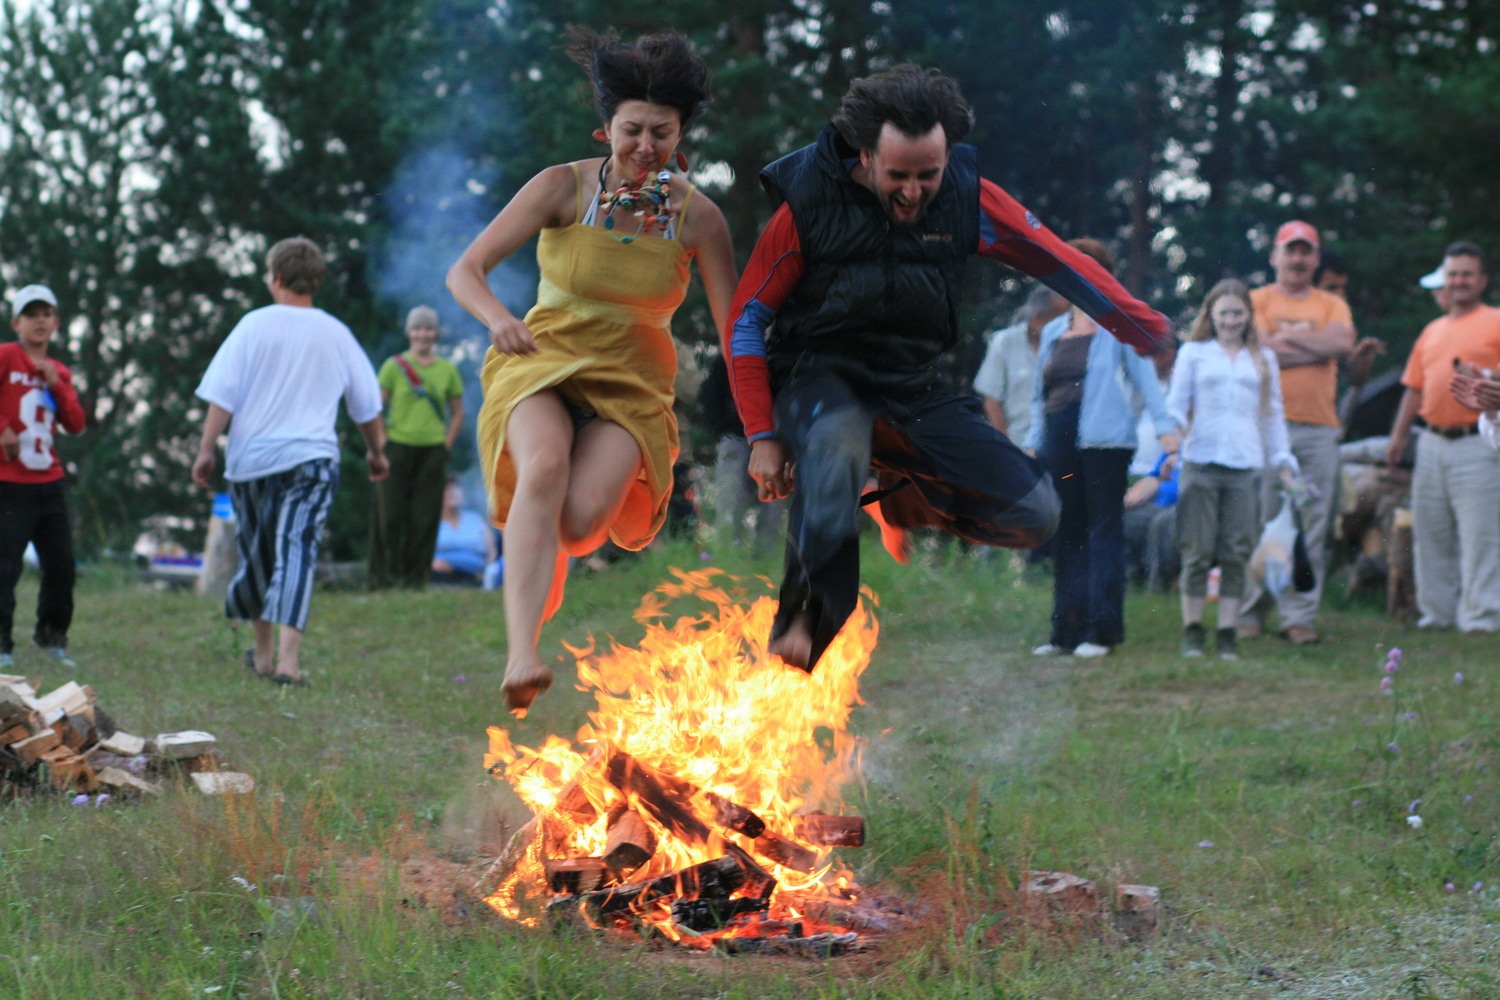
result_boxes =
[480,569,888,953]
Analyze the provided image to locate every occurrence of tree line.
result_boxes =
[2,0,1495,556]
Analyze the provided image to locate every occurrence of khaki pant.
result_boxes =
[1176,462,1258,599]
[1412,430,1500,632]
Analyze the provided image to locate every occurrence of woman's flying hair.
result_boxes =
[564,26,711,130]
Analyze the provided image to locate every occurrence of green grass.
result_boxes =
[2,537,1497,998]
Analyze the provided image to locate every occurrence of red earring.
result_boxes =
[674,150,689,172]
[593,128,608,142]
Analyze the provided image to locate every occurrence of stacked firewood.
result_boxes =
[1,673,250,799]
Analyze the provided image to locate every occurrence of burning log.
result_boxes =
[548,844,773,924]
[715,931,860,958]
[603,747,767,841]
[602,807,656,877]
[544,858,608,894]
[670,895,770,931]
[752,829,819,873]
[792,813,865,847]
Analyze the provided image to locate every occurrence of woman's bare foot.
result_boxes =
[769,612,814,672]
[503,659,554,718]
[541,549,570,623]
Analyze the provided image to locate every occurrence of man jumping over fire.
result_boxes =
[723,64,1173,671]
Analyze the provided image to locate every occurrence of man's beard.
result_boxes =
[882,191,931,227]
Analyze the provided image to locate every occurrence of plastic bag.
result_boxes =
[1251,494,1297,596]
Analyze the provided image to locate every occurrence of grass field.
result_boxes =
[2,535,1496,999]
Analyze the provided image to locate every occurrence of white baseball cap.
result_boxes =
[1418,264,1445,290]
[10,284,58,314]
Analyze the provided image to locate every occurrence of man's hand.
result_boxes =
[748,438,793,500]
[1452,365,1500,413]
[0,425,19,461]
[367,449,391,482]
[191,450,215,489]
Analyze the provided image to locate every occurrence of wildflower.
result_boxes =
[1475,882,1484,893]
[1387,742,1401,753]
[1386,647,1403,664]
[1445,881,1457,893]
[1380,676,1394,693]
[1407,815,1423,829]
[1352,799,1365,807]
[1403,712,1417,720]
[1464,794,1474,805]
[452,674,468,684]
[1454,672,1464,684]
[1384,660,1398,676]
[1408,798,1422,813]
[1197,840,1214,848]
[70,794,89,806]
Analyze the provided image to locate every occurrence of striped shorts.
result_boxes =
[225,459,340,631]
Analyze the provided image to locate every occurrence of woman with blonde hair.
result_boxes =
[1166,278,1297,659]
[447,27,737,715]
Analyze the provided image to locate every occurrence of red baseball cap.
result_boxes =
[1273,221,1320,248]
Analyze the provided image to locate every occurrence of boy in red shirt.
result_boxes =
[0,285,87,669]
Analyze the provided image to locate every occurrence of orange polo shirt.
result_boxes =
[1251,285,1354,427]
[1401,304,1500,428]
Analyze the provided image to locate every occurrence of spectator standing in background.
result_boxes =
[973,285,1068,443]
[1166,279,1297,660]
[1026,238,1177,658]
[193,237,389,686]
[1236,221,1355,646]
[0,284,86,670]
[1384,242,1500,632]
[368,305,464,590]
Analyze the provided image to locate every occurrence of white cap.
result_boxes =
[10,284,58,314]
[1418,264,1445,290]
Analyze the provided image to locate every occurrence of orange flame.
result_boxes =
[482,569,877,938]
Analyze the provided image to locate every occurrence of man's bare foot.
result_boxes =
[768,613,814,672]
[541,549,569,623]
[864,499,910,565]
[503,660,553,718]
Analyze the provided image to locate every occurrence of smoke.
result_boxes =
[372,144,536,488]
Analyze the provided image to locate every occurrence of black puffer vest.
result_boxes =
[760,124,979,395]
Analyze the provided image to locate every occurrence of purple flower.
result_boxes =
[1352,799,1365,807]
[1386,647,1403,663]
[1445,881,1457,893]
[1475,882,1485,893]
[1197,840,1214,848]
[1403,712,1418,720]
[70,794,89,806]
[1454,672,1465,684]
[1387,742,1401,753]
[1408,798,1422,813]
[1380,677,1394,693]
[1384,661,1398,675]
[1464,794,1474,805]
[452,674,468,684]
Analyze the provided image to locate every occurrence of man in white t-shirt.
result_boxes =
[192,237,389,685]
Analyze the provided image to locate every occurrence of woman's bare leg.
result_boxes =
[558,419,643,557]
[499,392,574,716]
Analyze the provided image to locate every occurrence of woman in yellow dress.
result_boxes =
[447,28,737,715]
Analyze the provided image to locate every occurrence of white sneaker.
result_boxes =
[1032,643,1068,656]
[1073,642,1112,658]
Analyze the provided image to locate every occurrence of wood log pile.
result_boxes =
[1,673,252,800]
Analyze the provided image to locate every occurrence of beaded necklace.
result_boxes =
[597,160,673,243]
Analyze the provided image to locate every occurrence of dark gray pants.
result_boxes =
[772,369,1059,669]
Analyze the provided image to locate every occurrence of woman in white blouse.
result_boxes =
[1166,279,1298,659]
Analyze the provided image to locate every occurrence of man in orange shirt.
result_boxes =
[1385,242,1500,632]
[1237,221,1356,645]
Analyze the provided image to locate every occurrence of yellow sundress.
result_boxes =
[476,161,697,551]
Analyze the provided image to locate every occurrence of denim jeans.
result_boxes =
[1040,404,1131,649]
